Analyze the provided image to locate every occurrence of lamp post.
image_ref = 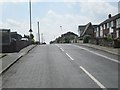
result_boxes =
[41,33,43,44]
[29,0,32,35]
[60,26,63,43]
[37,21,40,44]
[60,26,62,32]
[60,25,62,36]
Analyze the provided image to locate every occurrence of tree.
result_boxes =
[30,34,34,39]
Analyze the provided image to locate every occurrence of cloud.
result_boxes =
[79,1,118,17]
[0,19,30,36]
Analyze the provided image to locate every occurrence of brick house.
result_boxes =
[95,13,120,39]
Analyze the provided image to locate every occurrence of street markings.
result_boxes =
[55,44,74,61]
[55,44,60,48]
[60,48,64,52]
[55,44,64,52]
[80,66,107,90]
[71,45,120,64]
[66,53,74,60]
[55,44,108,89]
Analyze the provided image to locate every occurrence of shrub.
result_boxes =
[83,35,91,43]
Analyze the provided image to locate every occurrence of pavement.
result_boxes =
[0,45,36,75]
[0,54,7,59]
[2,44,119,89]
[74,41,119,56]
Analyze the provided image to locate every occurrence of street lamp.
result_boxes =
[37,21,40,44]
[29,0,33,34]
[60,26,62,32]
[60,25,62,36]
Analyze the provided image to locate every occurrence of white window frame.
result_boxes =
[100,30,103,37]
[111,21,113,27]
[96,27,99,37]
[103,24,105,29]
[107,23,109,28]
[116,30,119,38]
[100,26,102,30]
[109,27,113,33]
[116,18,120,28]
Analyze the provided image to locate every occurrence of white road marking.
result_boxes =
[55,44,64,52]
[80,66,107,90]
[66,53,74,60]
[71,45,120,64]
[60,48,64,52]
[55,44,60,48]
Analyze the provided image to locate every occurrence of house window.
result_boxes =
[96,27,99,37]
[100,26,103,30]
[111,21,113,27]
[116,30,119,38]
[107,23,109,28]
[103,24,106,29]
[100,26,103,37]
[100,30,103,37]
[109,22,111,27]
[116,18,120,28]
[110,27,113,33]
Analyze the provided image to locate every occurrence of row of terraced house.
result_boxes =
[78,13,120,48]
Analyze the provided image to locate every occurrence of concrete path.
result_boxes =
[0,45,36,75]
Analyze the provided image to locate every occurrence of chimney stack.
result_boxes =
[108,14,111,18]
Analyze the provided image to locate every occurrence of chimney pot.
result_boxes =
[108,14,111,18]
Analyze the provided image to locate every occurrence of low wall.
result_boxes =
[89,38,113,47]
[15,40,30,52]
[0,40,30,53]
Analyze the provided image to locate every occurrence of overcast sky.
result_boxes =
[0,0,119,44]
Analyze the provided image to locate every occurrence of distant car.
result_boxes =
[42,42,46,44]
[21,38,29,41]
[35,41,40,45]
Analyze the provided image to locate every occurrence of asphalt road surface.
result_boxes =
[2,44,119,89]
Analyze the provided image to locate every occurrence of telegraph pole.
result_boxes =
[37,22,40,44]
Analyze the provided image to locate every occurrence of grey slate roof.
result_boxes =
[100,13,120,25]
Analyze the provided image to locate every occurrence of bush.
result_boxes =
[113,38,120,48]
[83,35,91,43]
[107,34,113,41]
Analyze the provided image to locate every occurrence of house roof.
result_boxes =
[78,23,98,37]
[78,25,86,36]
[100,13,120,25]
[81,22,92,36]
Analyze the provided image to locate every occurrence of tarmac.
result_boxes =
[0,42,119,75]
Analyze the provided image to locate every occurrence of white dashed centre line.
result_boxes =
[80,66,107,90]
[56,44,60,48]
[60,48,64,52]
[66,53,74,60]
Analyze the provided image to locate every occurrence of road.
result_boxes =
[2,44,119,89]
